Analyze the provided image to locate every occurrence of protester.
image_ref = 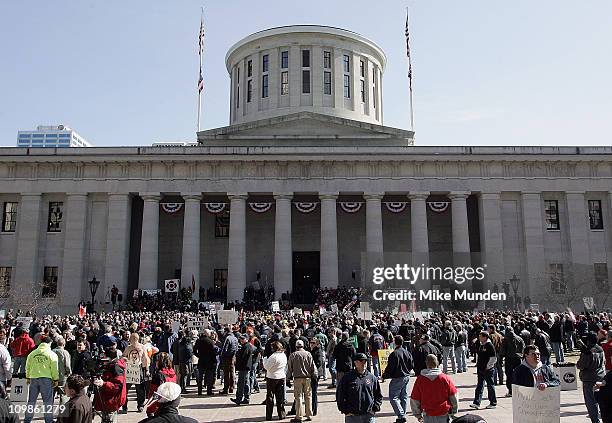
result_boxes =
[57,374,93,423]
[440,321,457,374]
[123,332,150,413]
[577,333,605,423]
[454,323,468,374]
[230,334,254,406]
[92,342,127,423]
[0,336,11,391]
[139,382,198,423]
[263,341,287,421]
[512,345,560,389]
[382,335,413,423]
[287,339,317,422]
[0,384,19,423]
[602,330,612,373]
[469,331,497,410]
[10,327,35,376]
[147,352,177,417]
[333,332,356,385]
[24,335,59,423]
[500,327,525,397]
[309,337,325,416]
[413,334,440,377]
[410,354,458,423]
[336,352,383,423]
[53,336,72,405]
[220,328,238,395]
[594,368,612,423]
[193,329,217,396]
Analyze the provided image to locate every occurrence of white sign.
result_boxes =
[0,310,5,319]
[217,310,238,326]
[330,304,338,313]
[272,301,280,312]
[318,305,326,314]
[171,320,181,333]
[10,378,28,402]
[583,297,595,310]
[512,385,560,423]
[125,362,141,385]
[141,289,161,296]
[164,279,180,293]
[530,304,540,312]
[187,316,209,332]
[553,365,578,391]
[293,307,303,315]
[16,317,33,331]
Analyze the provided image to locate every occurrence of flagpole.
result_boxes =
[197,7,204,133]
[406,6,415,132]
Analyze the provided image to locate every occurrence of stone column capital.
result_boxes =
[273,193,293,201]
[448,191,471,200]
[363,193,385,201]
[480,192,501,200]
[408,191,430,201]
[140,193,161,202]
[182,193,202,202]
[319,192,339,201]
[227,193,249,201]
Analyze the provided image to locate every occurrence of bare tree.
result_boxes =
[8,283,61,316]
[537,265,594,310]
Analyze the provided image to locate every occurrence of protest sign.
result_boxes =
[330,304,338,313]
[187,316,209,332]
[16,317,32,331]
[582,297,594,310]
[293,307,303,315]
[217,310,238,325]
[171,320,180,334]
[0,310,5,319]
[318,305,327,314]
[378,349,394,376]
[512,385,560,423]
[125,362,141,385]
[272,301,280,312]
[164,279,179,293]
[11,378,28,402]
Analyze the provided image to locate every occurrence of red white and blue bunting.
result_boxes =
[294,202,318,213]
[204,203,227,214]
[161,203,183,214]
[339,202,363,213]
[384,202,408,213]
[249,202,273,213]
[427,201,450,213]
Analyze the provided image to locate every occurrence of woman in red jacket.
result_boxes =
[146,353,176,416]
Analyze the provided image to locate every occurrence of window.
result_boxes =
[323,51,331,69]
[247,60,252,77]
[2,202,17,232]
[237,67,240,81]
[262,75,269,98]
[549,263,565,294]
[0,267,10,298]
[594,263,609,293]
[302,50,310,67]
[281,51,289,69]
[43,266,58,297]
[343,75,351,98]
[302,70,310,94]
[544,200,559,230]
[236,86,239,108]
[360,60,365,77]
[343,55,350,73]
[324,71,332,95]
[262,54,269,72]
[247,80,252,103]
[47,202,63,232]
[215,210,230,237]
[589,200,603,229]
[213,268,228,289]
[59,133,70,139]
[360,80,366,102]
[281,71,289,95]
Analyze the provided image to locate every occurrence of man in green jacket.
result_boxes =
[24,335,59,423]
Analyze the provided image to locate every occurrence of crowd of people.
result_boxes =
[0,301,610,422]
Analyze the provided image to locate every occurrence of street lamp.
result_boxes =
[509,274,521,310]
[88,276,101,313]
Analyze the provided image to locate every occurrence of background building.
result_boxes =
[0,26,610,313]
[17,125,91,148]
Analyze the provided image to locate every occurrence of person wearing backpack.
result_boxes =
[534,329,552,365]
[369,329,386,379]
[440,321,457,374]
[499,327,525,397]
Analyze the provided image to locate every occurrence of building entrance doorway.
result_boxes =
[292,251,320,304]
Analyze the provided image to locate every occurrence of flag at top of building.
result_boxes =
[197,9,205,94]
[405,6,415,131]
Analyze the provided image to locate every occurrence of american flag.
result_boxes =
[198,11,205,56]
[198,70,204,93]
[405,10,413,85]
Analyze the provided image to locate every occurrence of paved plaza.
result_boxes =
[104,362,586,423]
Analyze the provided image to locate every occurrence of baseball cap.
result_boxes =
[296,340,304,348]
[353,353,368,361]
[154,382,182,403]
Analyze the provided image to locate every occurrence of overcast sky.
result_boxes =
[1,1,610,147]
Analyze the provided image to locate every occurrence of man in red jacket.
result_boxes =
[93,343,127,422]
[10,327,35,376]
[410,354,458,422]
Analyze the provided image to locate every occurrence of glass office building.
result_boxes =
[17,125,92,148]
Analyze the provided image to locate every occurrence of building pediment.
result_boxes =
[197,112,414,147]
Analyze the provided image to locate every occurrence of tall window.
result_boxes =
[549,263,565,294]
[323,71,332,95]
[360,80,366,102]
[213,268,228,289]
[594,263,609,293]
[235,67,240,109]
[360,60,365,77]
[2,202,17,232]
[544,200,559,230]
[343,55,350,73]
[372,70,377,108]
[47,202,63,232]
[281,71,289,95]
[262,54,269,72]
[43,266,58,297]
[247,80,252,103]
[247,60,252,77]
[215,210,230,238]
[0,267,10,298]
[589,200,603,229]
[302,50,310,68]
[323,51,331,69]
[281,51,289,69]
[343,75,351,98]
[302,70,311,94]
[262,74,269,98]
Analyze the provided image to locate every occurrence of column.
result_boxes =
[227,193,247,303]
[14,194,42,299]
[333,48,344,108]
[449,192,472,290]
[138,193,160,290]
[607,191,612,280]
[289,46,301,108]
[105,194,132,301]
[320,193,339,289]
[181,193,202,298]
[409,192,430,256]
[521,192,546,297]
[274,193,293,299]
[364,193,384,287]
[479,193,505,290]
[61,194,88,306]
[566,191,591,275]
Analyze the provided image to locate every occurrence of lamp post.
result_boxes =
[509,274,521,310]
[88,276,101,313]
